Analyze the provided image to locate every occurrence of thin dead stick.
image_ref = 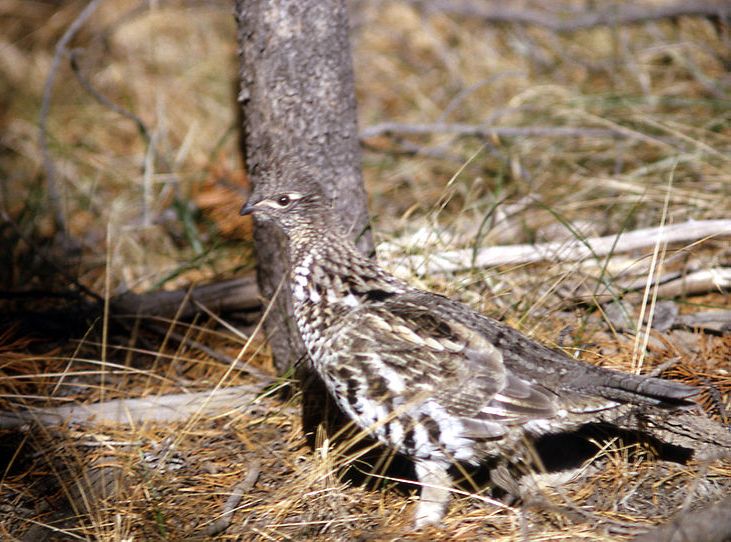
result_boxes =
[39,0,104,233]
[653,268,731,298]
[70,25,182,227]
[387,219,731,276]
[144,321,272,382]
[200,461,261,538]
[361,122,624,140]
[69,49,152,145]
[583,267,731,303]
[417,0,731,33]
[558,267,731,307]
[633,494,731,542]
[646,358,681,378]
[362,139,466,163]
[0,385,272,428]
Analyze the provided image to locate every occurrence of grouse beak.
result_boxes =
[239,201,257,216]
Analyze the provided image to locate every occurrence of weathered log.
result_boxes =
[112,274,260,319]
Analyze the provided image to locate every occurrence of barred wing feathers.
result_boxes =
[325,297,558,441]
[393,291,699,409]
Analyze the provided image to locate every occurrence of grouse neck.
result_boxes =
[289,225,367,271]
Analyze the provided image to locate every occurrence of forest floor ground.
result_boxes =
[1,1,730,540]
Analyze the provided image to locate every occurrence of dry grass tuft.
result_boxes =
[1,1,730,540]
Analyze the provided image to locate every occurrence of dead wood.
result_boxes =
[69,49,152,148]
[112,274,260,319]
[109,226,729,324]
[674,310,731,333]
[417,0,731,33]
[562,267,731,308]
[633,494,731,542]
[39,0,103,235]
[651,268,731,299]
[0,384,272,428]
[361,122,624,140]
[388,219,731,276]
[195,461,261,538]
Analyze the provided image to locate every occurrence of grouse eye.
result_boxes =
[277,195,291,207]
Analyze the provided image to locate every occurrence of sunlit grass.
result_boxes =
[1,1,729,539]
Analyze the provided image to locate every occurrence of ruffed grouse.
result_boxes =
[241,176,730,528]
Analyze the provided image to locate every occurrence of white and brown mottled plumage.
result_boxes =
[241,177,729,527]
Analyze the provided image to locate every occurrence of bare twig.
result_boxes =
[0,384,273,428]
[145,321,271,382]
[361,122,623,141]
[646,358,681,378]
[676,310,731,327]
[69,49,152,145]
[437,71,527,122]
[386,219,731,276]
[39,0,104,234]
[417,0,731,33]
[362,139,466,163]
[200,461,261,538]
[69,46,180,226]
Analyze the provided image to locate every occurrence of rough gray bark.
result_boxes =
[235,0,373,374]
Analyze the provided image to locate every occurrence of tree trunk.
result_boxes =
[234,0,373,375]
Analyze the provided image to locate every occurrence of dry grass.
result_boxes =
[1,1,730,540]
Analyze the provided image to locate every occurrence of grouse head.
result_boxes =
[240,181,332,236]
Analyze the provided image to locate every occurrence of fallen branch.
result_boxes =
[362,139,466,163]
[112,274,260,319]
[199,462,261,538]
[674,309,731,334]
[386,219,731,276]
[111,222,727,322]
[0,384,273,428]
[361,122,623,140]
[417,0,731,33]
[569,268,731,306]
[652,268,731,298]
[633,494,731,542]
[39,0,103,233]
[69,49,152,146]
